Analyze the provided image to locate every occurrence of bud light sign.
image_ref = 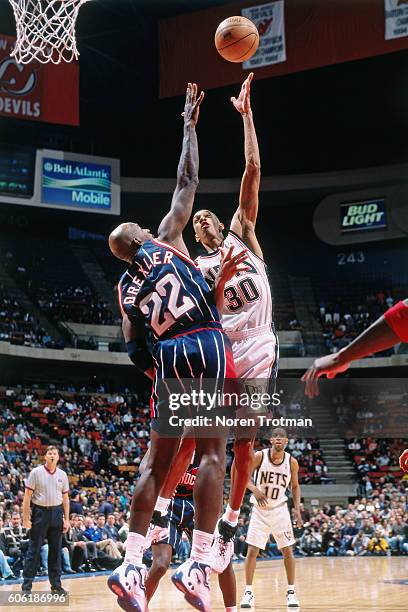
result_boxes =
[341,199,387,233]
[42,157,112,210]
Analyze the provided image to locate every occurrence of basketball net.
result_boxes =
[8,0,92,64]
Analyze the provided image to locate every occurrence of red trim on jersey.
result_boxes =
[44,465,56,475]
[149,371,157,418]
[170,324,222,340]
[152,238,200,269]
[62,490,69,494]
[25,486,34,491]
[224,344,236,379]
[117,278,126,317]
[383,301,408,342]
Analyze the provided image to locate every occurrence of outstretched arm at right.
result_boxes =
[302,299,408,397]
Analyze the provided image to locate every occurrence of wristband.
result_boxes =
[126,340,153,373]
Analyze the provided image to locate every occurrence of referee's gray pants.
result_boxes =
[23,504,63,589]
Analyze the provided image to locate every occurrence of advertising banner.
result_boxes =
[42,157,112,211]
[341,199,387,233]
[0,149,120,215]
[385,0,408,40]
[0,34,79,125]
[242,1,286,69]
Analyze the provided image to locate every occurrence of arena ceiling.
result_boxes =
[0,0,407,178]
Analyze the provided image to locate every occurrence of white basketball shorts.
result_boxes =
[228,325,279,385]
[246,502,295,551]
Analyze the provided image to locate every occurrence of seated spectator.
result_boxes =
[83,516,122,560]
[367,528,389,556]
[103,514,125,554]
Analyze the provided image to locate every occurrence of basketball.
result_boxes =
[215,16,259,63]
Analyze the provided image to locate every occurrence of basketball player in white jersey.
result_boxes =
[241,428,301,609]
[193,73,279,572]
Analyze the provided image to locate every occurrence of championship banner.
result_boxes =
[242,1,286,69]
[385,0,408,40]
[0,34,79,125]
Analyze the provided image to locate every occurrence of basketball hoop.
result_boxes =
[8,0,92,65]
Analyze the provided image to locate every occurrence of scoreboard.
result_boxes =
[0,145,35,198]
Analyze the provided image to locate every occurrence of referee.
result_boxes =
[21,445,70,595]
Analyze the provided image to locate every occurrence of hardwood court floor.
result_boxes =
[0,557,406,610]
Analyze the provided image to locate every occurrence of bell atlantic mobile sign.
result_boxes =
[340,199,387,233]
[0,149,120,215]
[42,158,112,209]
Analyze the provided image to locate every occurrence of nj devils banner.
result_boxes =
[0,34,79,125]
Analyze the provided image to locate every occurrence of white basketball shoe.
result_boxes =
[240,589,255,608]
[210,519,236,574]
[287,589,300,607]
[107,561,148,612]
[171,558,212,611]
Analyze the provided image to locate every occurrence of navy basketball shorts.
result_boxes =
[150,324,236,435]
[155,496,195,555]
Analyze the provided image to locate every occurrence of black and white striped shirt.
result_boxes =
[25,465,69,507]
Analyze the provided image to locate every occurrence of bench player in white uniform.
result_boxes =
[193,73,279,571]
[241,428,302,609]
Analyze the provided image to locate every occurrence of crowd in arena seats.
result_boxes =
[0,286,60,349]
[331,387,408,438]
[233,478,407,560]
[346,437,407,491]
[1,384,407,581]
[319,290,396,355]
[35,285,116,326]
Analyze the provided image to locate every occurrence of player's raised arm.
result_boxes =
[230,73,263,259]
[157,83,204,254]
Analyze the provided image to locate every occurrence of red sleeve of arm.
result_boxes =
[383,301,408,342]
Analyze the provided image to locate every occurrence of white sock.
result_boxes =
[226,607,237,612]
[190,529,213,564]
[223,504,240,527]
[124,532,145,565]
[288,584,295,592]
[155,496,170,516]
[245,585,253,593]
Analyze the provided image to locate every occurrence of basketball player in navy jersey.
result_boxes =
[142,438,239,612]
[107,83,247,612]
[241,428,301,609]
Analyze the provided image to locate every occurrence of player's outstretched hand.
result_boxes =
[183,82,205,126]
[231,72,254,115]
[219,246,249,283]
[399,448,408,473]
[213,246,249,311]
[301,353,351,399]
